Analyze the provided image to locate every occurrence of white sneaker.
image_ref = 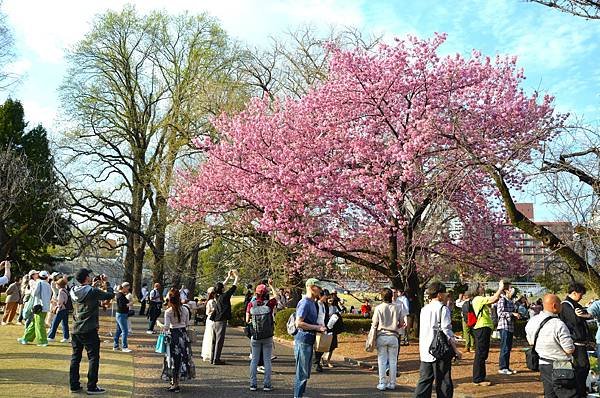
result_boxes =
[1,321,7,325]
[61,338,70,343]
[17,338,27,345]
[145,330,154,334]
[377,383,387,391]
[37,343,48,347]
[121,348,132,353]
[16,321,22,325]
[386,384,396,390]
[47,338,55,342]
[113,347,120,351]
[498,369,511,375]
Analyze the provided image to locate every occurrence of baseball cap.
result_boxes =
[39,270,49,278]
[28,270,39,277]
[305,278,322,288]
[121,282,131,289]
[255,284,268,295]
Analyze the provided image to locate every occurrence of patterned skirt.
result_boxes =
[161,327,196,381]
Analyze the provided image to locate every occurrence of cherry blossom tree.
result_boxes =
[171,34,559,299]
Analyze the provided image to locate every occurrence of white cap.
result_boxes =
[39,270,49,278]
[28,270,39,277]
[120,282,131,289]
[50,272,61,278]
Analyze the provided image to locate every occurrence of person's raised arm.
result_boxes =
[0,260,10,286]
[486,280,505,305]
[223,270,232,285]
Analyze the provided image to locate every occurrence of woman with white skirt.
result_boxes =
[201,288,216,361]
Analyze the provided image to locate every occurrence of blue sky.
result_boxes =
[1,0,598,220]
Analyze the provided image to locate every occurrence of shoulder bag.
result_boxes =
[429,306,453,360]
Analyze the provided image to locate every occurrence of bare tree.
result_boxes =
[529,0,600,19]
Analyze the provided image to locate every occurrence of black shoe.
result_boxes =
[316,364,323,373]
[213,360,227,365]
[167,386,180,393]
[86,387,106,395]
[70,387,83,394]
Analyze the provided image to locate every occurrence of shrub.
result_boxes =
[229,301,247,327]
[343,318,372,334]
[274,308,296,340]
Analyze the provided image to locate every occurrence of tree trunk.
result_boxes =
[186,247,200,296]
[123,231,135,284]
[487,166,600,295]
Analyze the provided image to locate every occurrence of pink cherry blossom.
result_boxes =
[171,34,561,289]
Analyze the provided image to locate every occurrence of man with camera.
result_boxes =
[69,269,115,395]
[560,282,591,397]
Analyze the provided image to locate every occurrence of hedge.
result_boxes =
[229,301,247,327]
[274,308,296,340]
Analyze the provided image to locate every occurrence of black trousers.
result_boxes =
[70,331,100,391]
[414,358,453,398]
[540,364,577,398]
[572,345,590,397]
[139,299,147,316]
[211,321,227,363]
[473,327,491,383]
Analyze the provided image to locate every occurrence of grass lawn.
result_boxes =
[0,315,134,397]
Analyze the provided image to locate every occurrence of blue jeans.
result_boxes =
[250,337,273,388]
[294,341,314,397]
[48,308,70,340]
[499,329,513,370]
[114,313,129,349]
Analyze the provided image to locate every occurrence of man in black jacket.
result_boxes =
[560,282,590,398]
[211,269,239,365]
[69,269,115,395]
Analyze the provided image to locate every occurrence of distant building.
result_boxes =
[510,203,573,276]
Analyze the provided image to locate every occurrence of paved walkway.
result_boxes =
[127,315,415,397]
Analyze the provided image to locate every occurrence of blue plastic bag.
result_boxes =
[155,333,167,354]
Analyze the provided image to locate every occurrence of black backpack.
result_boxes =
[250,301,274,340]
[63,288,74,312]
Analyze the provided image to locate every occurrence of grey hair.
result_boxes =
[466,282,481,297]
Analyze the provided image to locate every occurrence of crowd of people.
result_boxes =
[3,258,600,397]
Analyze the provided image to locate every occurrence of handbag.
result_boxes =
[429,306,453,360]
[155,333,167,354]
[552,360,575,387]
[32,304,43,314]
[365,326,376,352]
[525,316,556,371]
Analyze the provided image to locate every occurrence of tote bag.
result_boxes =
[155,333,167,354]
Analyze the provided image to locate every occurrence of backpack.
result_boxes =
[287,312,298,336]
[63,288,74,312]
[466,299,484,328]
[250,301,274,340]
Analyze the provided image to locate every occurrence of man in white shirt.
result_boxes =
[394,289,409,345]
[0,260,10,286]
[525,294,576,398]
[414,282,461,398]
[139,283,149,316]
